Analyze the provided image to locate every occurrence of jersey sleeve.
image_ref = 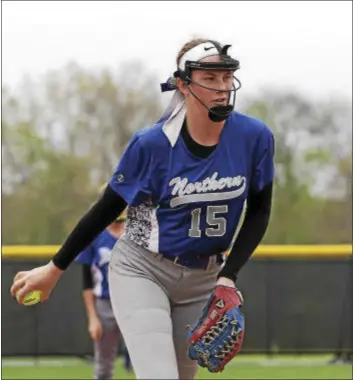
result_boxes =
[250,125,275,193]
[75,244,94,266]
[109,133,152,206]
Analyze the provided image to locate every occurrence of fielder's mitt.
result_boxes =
[187,285,245,373]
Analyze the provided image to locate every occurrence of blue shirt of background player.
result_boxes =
[75,229,117,299]
[109,110,275,259]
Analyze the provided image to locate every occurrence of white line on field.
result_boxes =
[2,358,348,368]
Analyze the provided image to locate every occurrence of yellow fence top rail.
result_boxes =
[1,244,352,259]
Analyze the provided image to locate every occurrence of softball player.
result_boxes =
[76,208,131,379]
[12,38,275,379]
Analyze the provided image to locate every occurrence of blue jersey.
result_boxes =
[75,229,118,299]
[109,111,274,259]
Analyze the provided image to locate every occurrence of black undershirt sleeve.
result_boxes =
[82,264,93,290]
[217,181,273,282]
[52,185,127,271]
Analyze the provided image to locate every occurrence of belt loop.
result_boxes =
[173,256,185,268]
[206,256,213,272]
[152,252,163,261]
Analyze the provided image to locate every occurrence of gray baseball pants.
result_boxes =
[93,298,120,380]
[108,235,220,379]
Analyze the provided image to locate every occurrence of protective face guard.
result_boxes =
[162,44,242,122]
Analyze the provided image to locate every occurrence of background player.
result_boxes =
[11,38,275,379]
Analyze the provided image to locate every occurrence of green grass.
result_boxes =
[2,356,352,379]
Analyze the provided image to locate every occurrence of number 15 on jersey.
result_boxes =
[189,205,228,238]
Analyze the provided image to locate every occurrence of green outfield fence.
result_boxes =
[1,245,352,356]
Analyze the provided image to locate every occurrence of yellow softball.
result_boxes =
[17,290,42,306]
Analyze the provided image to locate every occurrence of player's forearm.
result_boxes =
[83,289,99,322]
[51,184,127,271]
[218,181,273,283]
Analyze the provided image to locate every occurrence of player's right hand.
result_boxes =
[88,317,103,341]
[10,261,63,304]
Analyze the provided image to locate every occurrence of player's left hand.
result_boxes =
[88,317,103,341]
[187,283,245,373]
